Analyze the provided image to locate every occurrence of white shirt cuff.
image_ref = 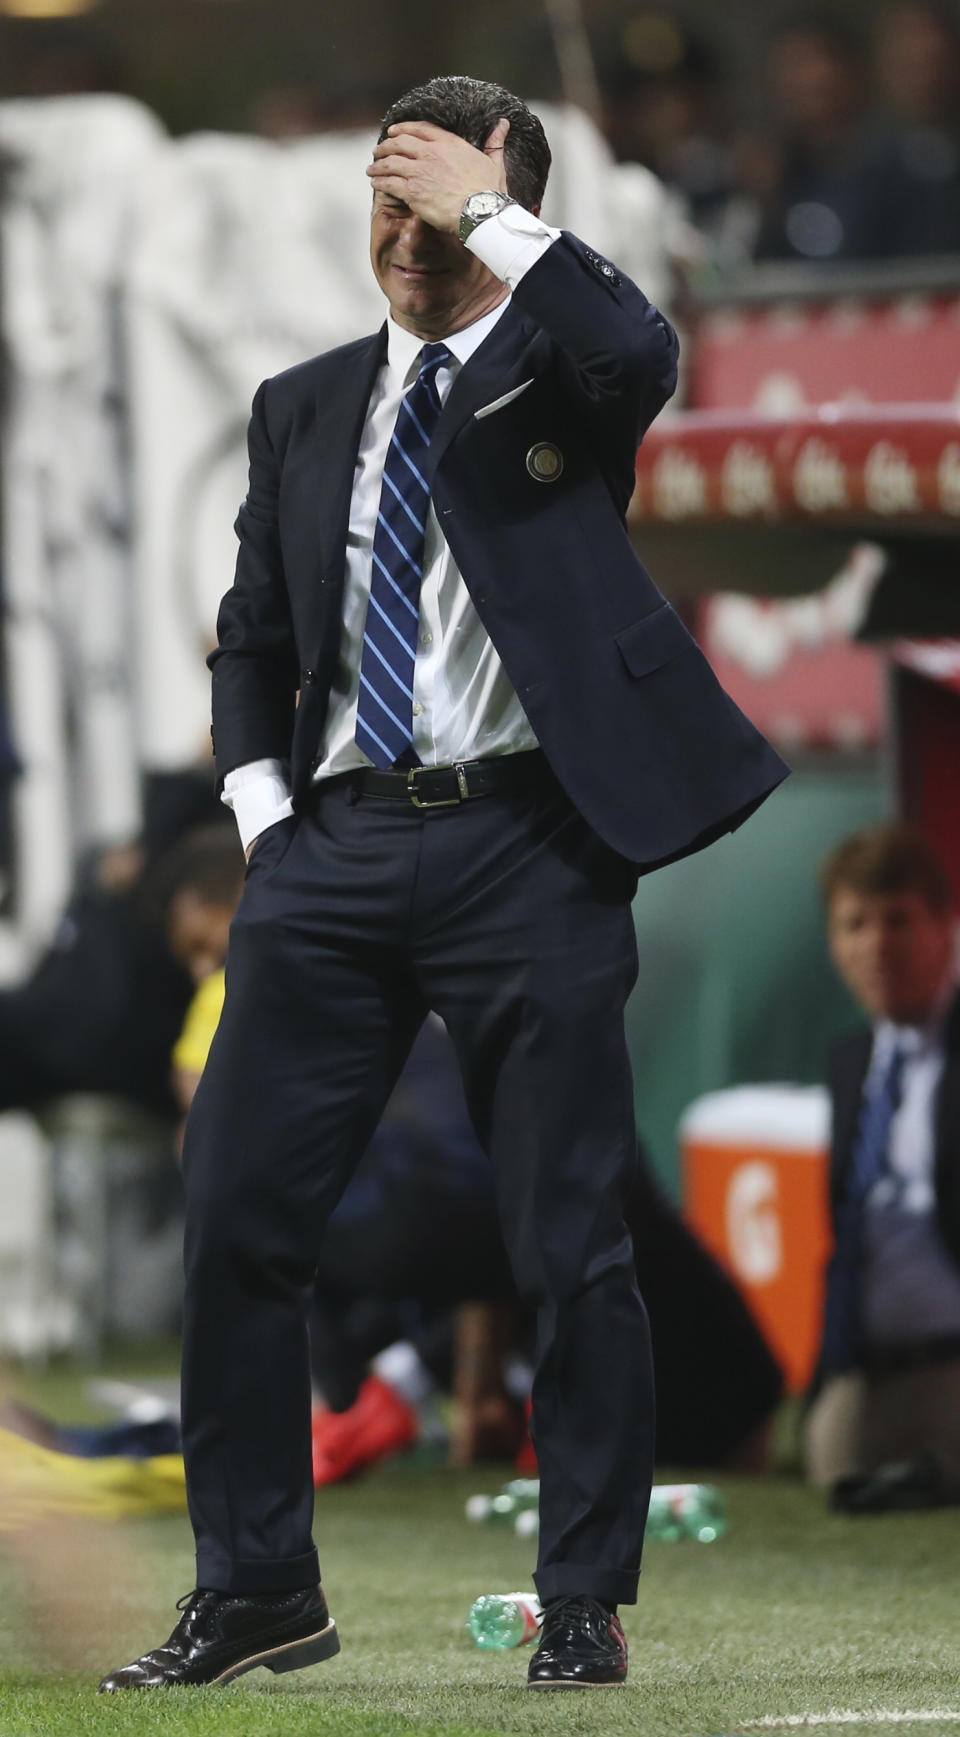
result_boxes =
[465,203,561,289]
[222,759,294,854]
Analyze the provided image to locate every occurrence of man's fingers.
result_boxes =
[386,120,444,140]
[372,133,428,161]
[483,116,510,155]
[369,151,420,176]
[366,172,414,201]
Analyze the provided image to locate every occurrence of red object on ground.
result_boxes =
[515,1398,538,1475]
[311,1375,418,1487]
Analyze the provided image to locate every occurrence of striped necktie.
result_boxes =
[820,1042,905,1373]
[849,1043,906,1199]
[355,342,451,769]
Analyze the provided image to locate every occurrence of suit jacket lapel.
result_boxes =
[428,302,540,475]
[313,327,387,586]
[830,1030,872,1203]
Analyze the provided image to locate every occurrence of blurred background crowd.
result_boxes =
[3,0,960,268]
[0,0,959,1502]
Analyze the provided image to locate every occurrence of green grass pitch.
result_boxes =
[1,1377,959,1737]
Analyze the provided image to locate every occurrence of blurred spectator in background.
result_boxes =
[808,824,960,1510]
[872,0,960,256]
[162,825,245,1118]
[603,22,733,234]
[309,1023,786,1476]
[749,5,960,264]
[600,16,765,276]
[750,10,893,264]
[0,771,226,1121]
[877,0,960,137]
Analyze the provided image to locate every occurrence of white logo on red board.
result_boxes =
[864,442,920,514]
[721,441,777,516]
[793,437,849,512]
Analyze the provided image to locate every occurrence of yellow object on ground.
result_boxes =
[172,968,226,1075]
[0,1428,186,1528]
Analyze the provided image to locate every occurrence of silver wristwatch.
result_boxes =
[458,190,516,243]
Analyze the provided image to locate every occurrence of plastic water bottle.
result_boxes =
[645,1483,726,1543]
[465,1477,540,1526]
[467,1592,542,1650]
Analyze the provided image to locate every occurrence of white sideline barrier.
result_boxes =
[1,94,676,945]
[0,95,166,949]
[0,1111,68,1357]
[0,97,677,1334]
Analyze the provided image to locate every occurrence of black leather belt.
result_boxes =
[348,750,548,809]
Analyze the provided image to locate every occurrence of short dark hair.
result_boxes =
[881,0,960,50]
[149,823,245,920]
[820,822,953,914]
[379,75,551,213]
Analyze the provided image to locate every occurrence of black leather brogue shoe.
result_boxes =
[98,1584,339,1690]
[526,1595,627,1688]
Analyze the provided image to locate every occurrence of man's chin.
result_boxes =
[868,993,934,1026]
[388,289,454,332]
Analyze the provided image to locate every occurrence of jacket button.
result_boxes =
[302,669,317,685]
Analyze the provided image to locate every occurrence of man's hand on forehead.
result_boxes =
[368,117,510,235]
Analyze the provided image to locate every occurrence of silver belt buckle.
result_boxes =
[406,764,470,809]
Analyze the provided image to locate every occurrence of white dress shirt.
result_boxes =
[860,981,960,1346]
[223,203,561,852]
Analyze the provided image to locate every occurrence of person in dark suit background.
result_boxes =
[100,75,786,1694]
[310,1014,784,1473]
[807,824,960,1504]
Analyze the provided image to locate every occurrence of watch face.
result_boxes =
[467,193,503,219]
[460,191,510,239]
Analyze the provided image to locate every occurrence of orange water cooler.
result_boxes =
[681,1086,833,1393]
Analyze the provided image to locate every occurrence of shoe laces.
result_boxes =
[540,1595,612,1643]
[171,1588,217,1647]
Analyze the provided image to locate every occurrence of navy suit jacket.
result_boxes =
[209,231,788,867]
[827,995,960,1280]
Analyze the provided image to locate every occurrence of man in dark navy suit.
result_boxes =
[100,76,786,1694]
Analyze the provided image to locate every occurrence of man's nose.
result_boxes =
[400,213,438,249]
[873,922,901,957]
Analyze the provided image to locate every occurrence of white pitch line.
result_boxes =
[742,1713,960,1729]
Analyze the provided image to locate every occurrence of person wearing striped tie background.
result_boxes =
[99,76,786,1694]
[808,823,960,1510]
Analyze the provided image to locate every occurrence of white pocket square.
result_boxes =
[474,379,535,420]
